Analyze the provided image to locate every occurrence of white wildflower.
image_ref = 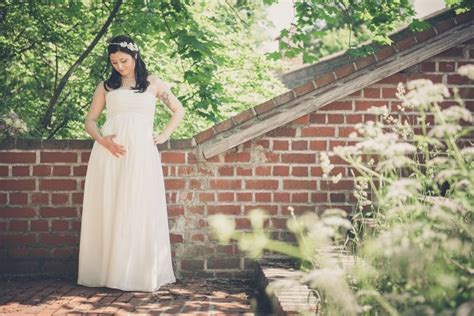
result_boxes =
[367,105,389,116]
[320,152,334,178]
[441,106,472,123]
[457,64,474,80]
[428,124,462,138]
[386,179,421,203]
[332,173,342,184]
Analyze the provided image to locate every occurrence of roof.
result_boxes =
[166,7,474,159]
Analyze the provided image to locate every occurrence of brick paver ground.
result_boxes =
[0,276,267,315]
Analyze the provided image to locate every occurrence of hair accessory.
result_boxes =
[108,41,139,52]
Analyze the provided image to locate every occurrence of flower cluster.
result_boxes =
[108,41,139,52]
[0,109,28,138]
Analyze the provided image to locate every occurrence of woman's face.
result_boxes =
[110,51,135,78]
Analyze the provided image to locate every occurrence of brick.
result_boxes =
[52,166,70,176]
[245,179,279,190]
[272,165,289,176]
[395,36,417,51]
[9,220,28,232]
[164,179,186,190]
[213,118,234,134]
[254,99,276,115]
[51,193,69,205]
[218,166,234,176]
[0,166,8,176]
[439,61,456,72]
[0,234,36,245]
[73,166,87,176]
[382,87,397,98]
[273,140,289,150]
[292,114,310,124]
[12,166,30,176]
[207,257,240,269]
[375,45,396,61]
[291,192,309,203]
[161,152,186,163]
[273,90,296,106]
[281,153,315,164]
[355,55,376,70]
[194,128,215,144]
[309,140,326,151]
[181,259,204,270]
[51,220,69,231]
[255,166,271,176]
[363,87,380,98]
[244,204,277,215]
[434,47,464,58]
[283,180,317,190]
[291,166,308,177]
[38,233,77,245]
[31,220,49,232]
[33,165,51,176]
[232,109,255,125]
[236,192,252,202]
[434,18,456,34]
[274,192,290,203]
[40,152,77,163]
[420,61,436,72]
[0,152,36,163]
[0,179,35,191]
[235,218,251,229]
[31,193,49,204]
[208,205,240,215]
[311,167,323,177]
[9,192,28,205]
[309,113,326,124]
[169,206,185,216]
[322,101,352,111]
[291,140,308,150]
[334,63,355,79]
[39,179,76,191]
[293,81,315,96]
[170,233,184,243]
[447,74,471,85]
[314,72,336,87]
[327,114,344,124]
[209,179,242,190]
[224,152,250,163]
[236,167,252,176]
[354,100,387,111]
[414,26,437,43]
[266,127,296,137]
[301,127,335,137]
[375,73,408,84]
[255,192,272,202]
[40,207,77,218]
[217,192,234,202]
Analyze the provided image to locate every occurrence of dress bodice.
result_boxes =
[104,89,157,124]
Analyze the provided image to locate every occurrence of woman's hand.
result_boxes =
[153,131,169,145]
[98,134,127,157]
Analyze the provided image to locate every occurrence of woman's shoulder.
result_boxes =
[147,74,170,91]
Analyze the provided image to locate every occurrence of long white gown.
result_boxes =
[77,86,177,292]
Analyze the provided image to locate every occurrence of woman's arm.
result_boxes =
[85,81,106,142]
[152,76,185,144]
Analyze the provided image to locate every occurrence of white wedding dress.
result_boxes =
[77,85,176,292]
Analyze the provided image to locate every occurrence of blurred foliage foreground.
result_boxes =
[209,65,474,315]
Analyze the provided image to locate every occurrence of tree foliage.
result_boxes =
[0,0,286,139]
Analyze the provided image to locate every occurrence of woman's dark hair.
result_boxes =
[104,35,150,94]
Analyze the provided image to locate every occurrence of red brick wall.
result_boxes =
[1,41,473,278]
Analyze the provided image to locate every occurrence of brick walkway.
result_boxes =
[0,276,264,315]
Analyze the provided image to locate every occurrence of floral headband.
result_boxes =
[108,41,139,52]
